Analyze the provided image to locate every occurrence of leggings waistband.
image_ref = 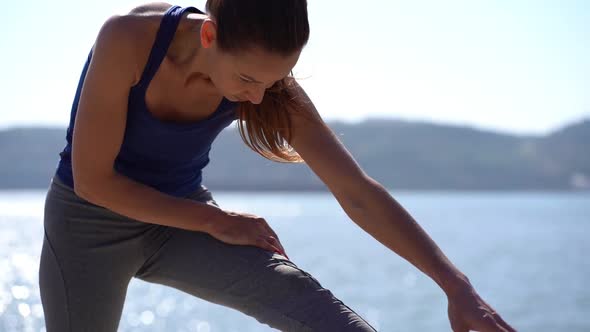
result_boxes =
[49,173,210,200]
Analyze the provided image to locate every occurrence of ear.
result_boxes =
[200,19,217,48]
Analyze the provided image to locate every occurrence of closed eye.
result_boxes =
[238,73,280,88]
[239,75,254,83]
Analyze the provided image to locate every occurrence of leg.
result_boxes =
[39,177,153,332]
[134,190,378,331]
[39,230,132,332]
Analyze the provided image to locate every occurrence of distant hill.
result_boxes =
[0,118,588,191]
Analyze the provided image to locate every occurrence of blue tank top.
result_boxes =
[55,5,238,197]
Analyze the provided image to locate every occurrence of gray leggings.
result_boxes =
[39,176,378,331]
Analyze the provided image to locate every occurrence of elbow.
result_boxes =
[334,174,379,210]
[73,180,95,202]
[73,177,99,203]
[72,170,113,205]
[348,175,388,208]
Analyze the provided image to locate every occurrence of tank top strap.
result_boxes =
[135,5,204,88]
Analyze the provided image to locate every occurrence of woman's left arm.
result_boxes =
[286,82,517,332]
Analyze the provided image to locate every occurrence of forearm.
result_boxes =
[335,177,470,295]
[74,171,223,233]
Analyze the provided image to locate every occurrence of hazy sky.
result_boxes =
[1,0,588,134]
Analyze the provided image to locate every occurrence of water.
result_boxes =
[0,188,588,331]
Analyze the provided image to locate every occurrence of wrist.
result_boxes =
[433,266,472,296]
[192,202,227,234]
[443,274,473,297]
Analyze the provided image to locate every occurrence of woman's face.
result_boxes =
[207,47,301,104]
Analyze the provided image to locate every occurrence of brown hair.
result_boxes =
[205,0,310,163]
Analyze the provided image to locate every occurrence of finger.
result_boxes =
[483,309,510,332]
[266,243,282,255]
[267,237,287,257]
[267,236,288,258]
[261,227,287,257]
[492,313,517,332]
[478,314,508,332]
[262,224,288,256]
[479,298,516,332]
[256,237,281,254]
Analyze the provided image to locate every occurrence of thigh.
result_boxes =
[134,192,377,331]
[39,229,132,332]
[39,177,150,332]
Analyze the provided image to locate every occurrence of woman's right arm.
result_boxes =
[71,14,288,257]
[72,14,222,233]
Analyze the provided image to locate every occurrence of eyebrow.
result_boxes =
[239,73,263,84]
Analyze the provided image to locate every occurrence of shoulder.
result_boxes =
[127,2,174,15]
[100,2,174,36]
[90,2,176,85]
[126,2,199,33]
[100,2,174,45]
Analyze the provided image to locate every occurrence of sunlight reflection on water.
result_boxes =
[0,189,588,331]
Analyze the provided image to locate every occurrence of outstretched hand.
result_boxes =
[446,281,517,332]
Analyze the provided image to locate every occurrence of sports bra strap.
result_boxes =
[135,5,204,88]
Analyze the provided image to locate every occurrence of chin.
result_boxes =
[227,94,250,102]
[226,94,240,102]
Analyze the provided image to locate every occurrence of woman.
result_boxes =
[39,1,516,331]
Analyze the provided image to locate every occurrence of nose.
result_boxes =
[245,86,265,105]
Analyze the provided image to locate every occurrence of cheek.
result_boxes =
[210,62,241,93]
[213,70,239,90]
[208,73,234,93]
[228,80,249,95]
